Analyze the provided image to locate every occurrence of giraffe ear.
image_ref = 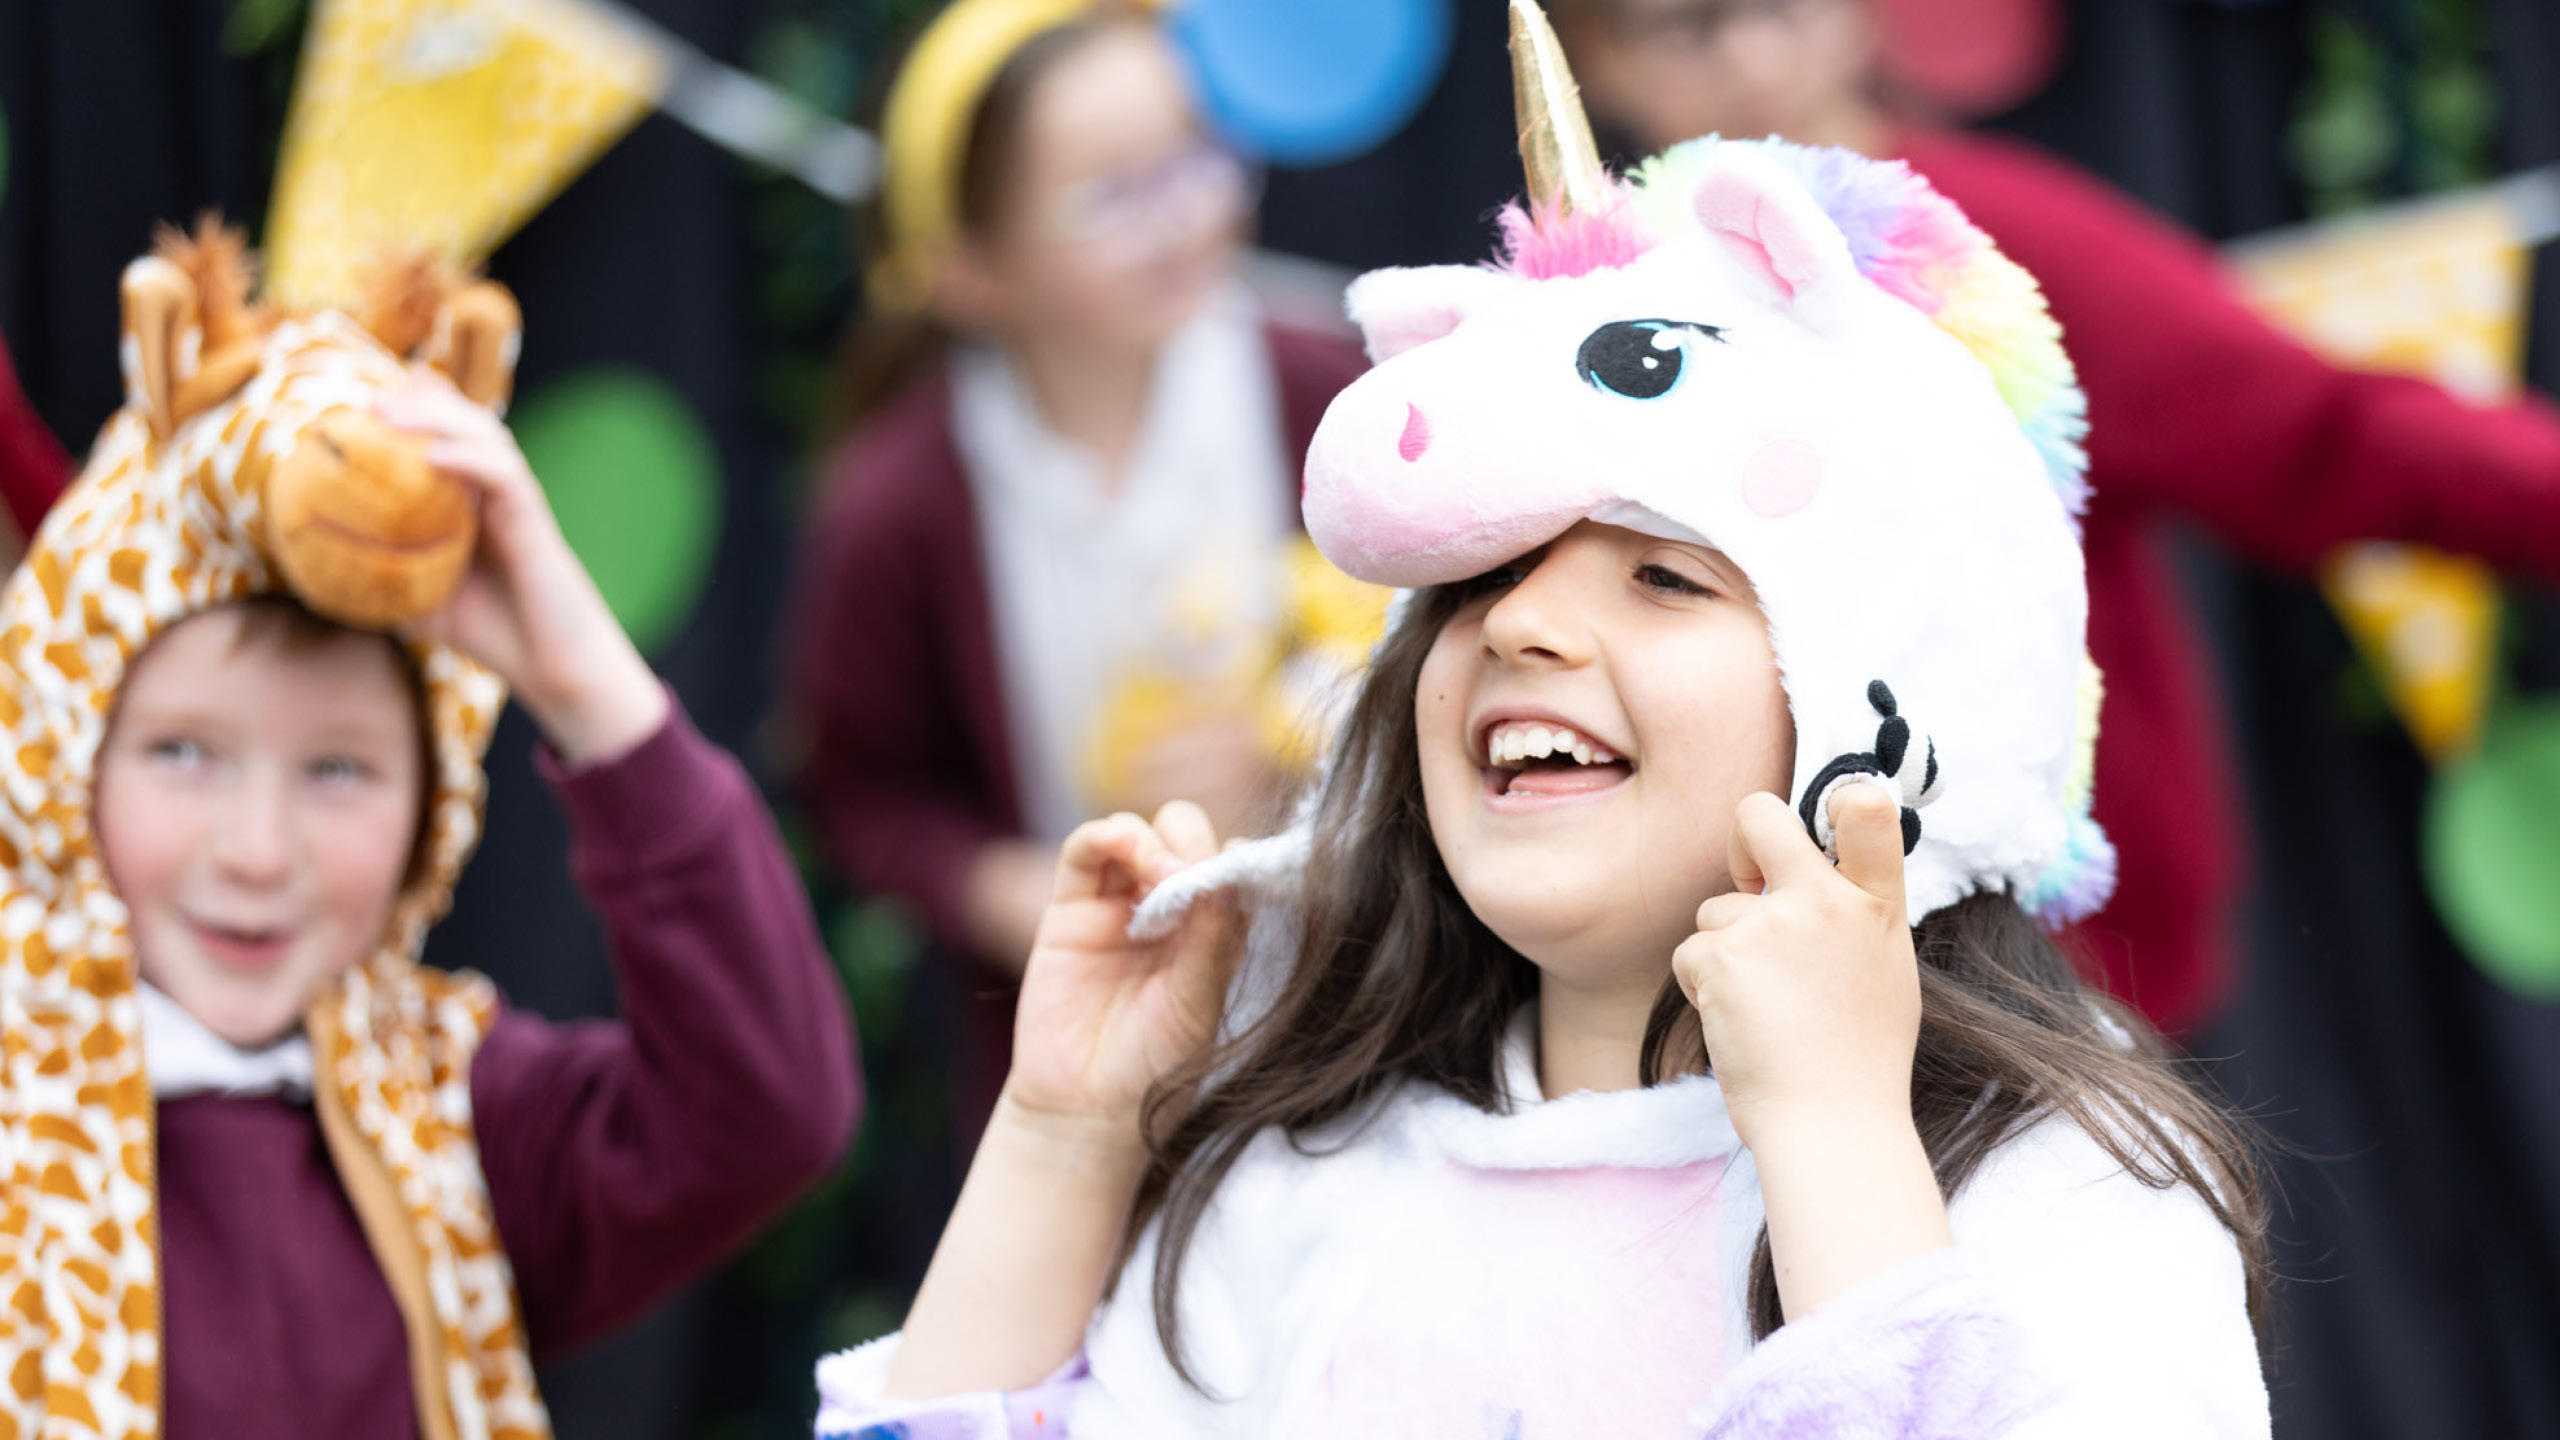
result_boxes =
[119,256,199,443]
[426,281,522,411]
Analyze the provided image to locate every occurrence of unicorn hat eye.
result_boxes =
[1575,319,1724,400]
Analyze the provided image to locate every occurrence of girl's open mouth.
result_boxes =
[1480,719,1635,801]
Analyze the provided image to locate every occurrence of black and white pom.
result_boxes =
[1799,679,1945,857]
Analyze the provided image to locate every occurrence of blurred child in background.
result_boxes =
[1552,0,2560,1038]
[786,0,1366,1145]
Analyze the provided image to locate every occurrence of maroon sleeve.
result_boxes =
[0,330,70,539]
[468,699,862,1356]
[1265,323,1371,474]
[1907,129,2560,575]
[785,380,1019,953]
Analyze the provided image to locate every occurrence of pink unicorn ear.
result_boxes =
[1688,146,1857,316]
[1344,265,1520,363]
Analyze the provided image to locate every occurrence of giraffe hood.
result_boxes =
[0,226,549,1440]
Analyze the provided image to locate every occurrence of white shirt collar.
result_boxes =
[138,980,315,1101]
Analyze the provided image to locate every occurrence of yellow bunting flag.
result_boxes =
[2228,194,2533,761]
[264,0,671,310]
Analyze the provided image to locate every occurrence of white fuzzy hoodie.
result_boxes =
[817,1008,2267,1439]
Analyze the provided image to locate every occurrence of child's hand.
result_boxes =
[374,370,666,765]
[1675,782,1922,1153]
[1004,801,1242,1136]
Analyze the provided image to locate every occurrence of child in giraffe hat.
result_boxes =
[814,3,2272,1436]
[0,225,857,1440]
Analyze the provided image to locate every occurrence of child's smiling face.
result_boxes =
[1417,521,1794,991]
[94,604,425,1049]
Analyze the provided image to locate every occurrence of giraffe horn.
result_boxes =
[1509,0,1609,217]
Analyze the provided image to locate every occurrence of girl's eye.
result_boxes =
[1458,563,1530,598]
[1636,563,1711,597]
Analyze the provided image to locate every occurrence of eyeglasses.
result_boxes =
[1045,140,1260,259]
[1606,0,1815,51]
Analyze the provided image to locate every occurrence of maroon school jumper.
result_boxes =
[0,330,69,539]
[787,324,1365,1142]
[152,702,860,1436]
[1902,126,2560,1031]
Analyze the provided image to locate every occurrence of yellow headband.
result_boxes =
[872,0,1164,313]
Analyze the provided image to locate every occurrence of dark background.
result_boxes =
[6,0,2560,1435]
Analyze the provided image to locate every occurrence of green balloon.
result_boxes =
[510,368,721,655]
[2424,699,2560,1001]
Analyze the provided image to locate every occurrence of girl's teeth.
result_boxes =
[1487,722,1622,766]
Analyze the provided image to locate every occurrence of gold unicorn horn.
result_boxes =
[1509,0,1609,216]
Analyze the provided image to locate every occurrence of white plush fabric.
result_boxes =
[819,1011,2268,1438]
[1297,140,2092,923]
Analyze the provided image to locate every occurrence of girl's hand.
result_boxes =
[888,802,1235,1399]
[1675,782,1922,1152]
[1003,801,1242,1135]
[374,370,666,765]
[1679,783,1950,1321]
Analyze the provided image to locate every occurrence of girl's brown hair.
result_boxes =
[1127,581,2273,1384]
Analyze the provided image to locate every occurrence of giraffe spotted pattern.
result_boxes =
[0,283,543,1437]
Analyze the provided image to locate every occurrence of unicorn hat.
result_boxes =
[1141,0,2111,934]
[1310,2,2109,932]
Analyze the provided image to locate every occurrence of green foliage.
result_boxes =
[2288,0,2497,216]
[737,0,942,459]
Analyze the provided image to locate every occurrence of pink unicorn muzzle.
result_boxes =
[1302,354,1618,590]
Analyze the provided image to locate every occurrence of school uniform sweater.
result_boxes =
[154,704,860,1436]
[814,1010,2267,1439]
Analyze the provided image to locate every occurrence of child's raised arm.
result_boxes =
[1677,782,1953,1322]
[374,371,666,764]
[886,801,1242,1398]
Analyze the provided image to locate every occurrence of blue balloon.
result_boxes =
[1169,0,1454,168]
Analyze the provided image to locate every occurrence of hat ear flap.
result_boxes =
[426,281,523,412]
[1344,264,1521,364]
[120,256,199,443]
[1688,146,1858,323]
